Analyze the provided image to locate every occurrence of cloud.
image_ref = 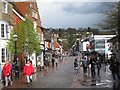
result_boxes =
[36,1,107,28]
[62,2,112,14]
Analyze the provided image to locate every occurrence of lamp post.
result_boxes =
[13,33,19,79]
[40,42,45,66]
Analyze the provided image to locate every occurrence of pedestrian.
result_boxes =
[14,65,19,79]
[2,60,12,87]
[54,56,58,69]
[87,56,91,77]
[44,58,48,71]
[52,55,55,67]
[96,56,101,76]
[23,60,34,86]
[109,58,120,80]
[90,56,96,77]
[81,56,88,82]
[74,58,78,70]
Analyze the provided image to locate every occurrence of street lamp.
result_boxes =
[13,33,19,79]
[13,33,18,64]
[40,42,45,66]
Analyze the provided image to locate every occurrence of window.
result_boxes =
[6,25,9,38]
[34,21,37,30]
[6,49,7,58]
[32,10,38,19]
[1,24,4,37]
[2,2,7,13]
[2,48,5,62]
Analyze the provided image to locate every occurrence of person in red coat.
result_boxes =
[23,60,34,85]
[2,60,12,87]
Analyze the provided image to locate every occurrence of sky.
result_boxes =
[16,0,118,29]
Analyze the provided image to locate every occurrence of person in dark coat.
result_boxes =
[52,56,55,67]
[14,65,19,79]
[90,56,96,77]
[96,56,101,76]
[110,58,120,80]
[74,58,78,69]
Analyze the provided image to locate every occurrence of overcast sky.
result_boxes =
[36,0,116,29]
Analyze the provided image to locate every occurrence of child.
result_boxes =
[2,60,12,87]
[23,60,34,86]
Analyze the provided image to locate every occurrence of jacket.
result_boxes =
[2,64,12,77]
[23,63,34,76]
[110,61,120,73]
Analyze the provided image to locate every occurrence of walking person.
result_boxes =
[87,56,91,77]
[14,64,19,79]
[81,56,88,82]
[96,56,101,76]
[74,58,78,70]
[52,55,55,67]
[54,56,58,70]
[109,58,120,81]
[74,57,79,75]
[2,60,12,87]
[23,60,34,86]
[90,55,96,77]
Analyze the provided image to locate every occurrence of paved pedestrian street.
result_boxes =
[2,56,120,89]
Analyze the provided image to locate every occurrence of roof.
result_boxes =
[107,35,118,42]
[41,27,52,41]
[12,2,30,17]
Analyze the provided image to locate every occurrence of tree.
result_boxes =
[97,2,118,30]
[97,2,120,62]
[7,18,40,58]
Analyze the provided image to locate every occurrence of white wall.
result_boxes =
[0,21,11,64]
[29,53,36,67]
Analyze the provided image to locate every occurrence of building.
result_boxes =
[108,35,118,58]
[80,38,90,52]
[12,1,42,68]
[0,0,13,67]
[89,34,116,59]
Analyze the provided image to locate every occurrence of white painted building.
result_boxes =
[89,34,116,58]
[0,1,13,67]
[80,38,90,52]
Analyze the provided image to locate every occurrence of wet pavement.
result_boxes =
[2,56,76,88]
[70,63,119,89]
[1,56,120,89]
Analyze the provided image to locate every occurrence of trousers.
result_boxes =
[26,75,32,83]
[5,76,12,86]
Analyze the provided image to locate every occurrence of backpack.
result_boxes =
[82,60,88,68]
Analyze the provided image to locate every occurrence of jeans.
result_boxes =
[112,72,120,80]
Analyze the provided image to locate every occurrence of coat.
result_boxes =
[23,63,34,76]
[2,64,12,77]
[110,61,120,73]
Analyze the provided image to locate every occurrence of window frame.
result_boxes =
[1,24,5,37]
[1,48,5,62]
[2,1,8,14]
